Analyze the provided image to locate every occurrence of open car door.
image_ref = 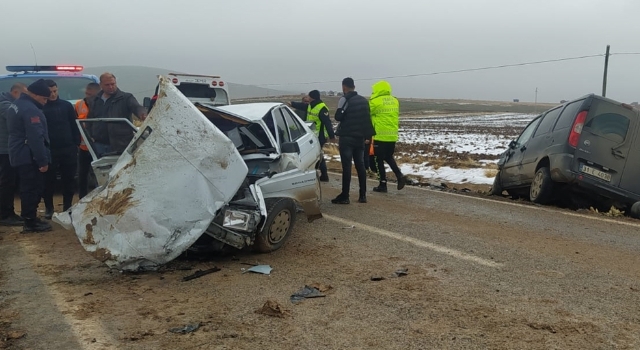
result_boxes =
[54,76,248,271]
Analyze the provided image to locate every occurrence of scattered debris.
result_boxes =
[242,265,272,275]
[589,206,625,217]
[4,330,26,340]
[169,323,201,334]
[370,276,386,281]
[392,268,409,277]
[84,292,93,296]
[182,267,221,282]
[256,300,290,318]
[308,282,333,292]
[341,225,355,229]
[290,285,326,303]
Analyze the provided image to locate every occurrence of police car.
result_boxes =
[0,65,99,104]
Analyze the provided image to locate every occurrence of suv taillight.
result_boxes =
[568,111,588,148]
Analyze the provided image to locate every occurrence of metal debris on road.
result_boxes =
[392,268,409,277]
[182,267,221,281]
[169,323,201,334]
[243,265,272,275]
[370,276,386,281]
[290,285,326,303]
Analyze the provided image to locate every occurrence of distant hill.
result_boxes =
[84,66,298,102]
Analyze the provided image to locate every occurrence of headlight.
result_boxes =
[223,209,259,232]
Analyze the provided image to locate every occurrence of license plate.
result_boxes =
[182,78,208,84]
[580,164,612,182]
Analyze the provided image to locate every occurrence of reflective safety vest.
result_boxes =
[369,95,399,142]
[306,102,329,138]
[74,99,89,151]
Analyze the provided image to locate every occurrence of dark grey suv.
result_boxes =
[491,93,640,215]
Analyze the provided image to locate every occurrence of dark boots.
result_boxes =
[22,218,53,233]
[373,181,387,193]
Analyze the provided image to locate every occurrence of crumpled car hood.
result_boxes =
[54,76,248,271]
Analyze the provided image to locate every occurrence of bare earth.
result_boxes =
[2,175,640,349]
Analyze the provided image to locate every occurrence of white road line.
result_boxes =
[16,236,118,350]
[323,213,504,268]
[327,171,640,229]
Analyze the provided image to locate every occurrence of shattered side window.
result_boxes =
[274,109,291,144]
[281,108,304,141]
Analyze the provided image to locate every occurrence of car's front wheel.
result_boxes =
[529,167,554,204]
[254,198,297,253]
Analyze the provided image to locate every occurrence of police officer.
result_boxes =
[7,79,52,232]
[42,79,80,218]
[369,80,406,192]
[303,90,335,182]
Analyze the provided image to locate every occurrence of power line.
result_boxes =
[256,53,608,87]
[610,52,640,56]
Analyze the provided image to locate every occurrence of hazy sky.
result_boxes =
[2,0,639,103]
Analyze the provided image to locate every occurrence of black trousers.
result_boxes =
[78,149,92,199]
[373,140,402,182]
[338,136,367,197]
[0,154,17,218]
[17,162,44,220]
[43,148,77,211]
[317,140,328,176]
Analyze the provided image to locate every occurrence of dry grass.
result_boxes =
[323,143,340,156]
[484,169,499,178]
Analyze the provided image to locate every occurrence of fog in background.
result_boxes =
[2,0,639,103]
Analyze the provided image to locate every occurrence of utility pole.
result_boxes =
[602,44,610,97]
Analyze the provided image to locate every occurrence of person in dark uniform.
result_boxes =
[6,79,52,232]
[42,79,80,218]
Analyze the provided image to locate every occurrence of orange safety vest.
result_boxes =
[75,99,89,151]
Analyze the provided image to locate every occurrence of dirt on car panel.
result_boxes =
[97,188,138,216]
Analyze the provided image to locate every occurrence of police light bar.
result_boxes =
[5,65,84,72]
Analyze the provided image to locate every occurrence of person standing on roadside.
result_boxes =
[331,77,375,204]
[302,90,335,182]
[7,79,53,232]
[369,80,407,192]
[75,82,100,199]
[0,83,27,226]
[42,79,80,218]
[87,72,146,157]
[288,95,311,121]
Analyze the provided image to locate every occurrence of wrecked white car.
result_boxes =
[54,76,323,271]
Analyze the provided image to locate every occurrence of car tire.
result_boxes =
[630,201,640,219]
[490,171,504,196]
[254,198,297,253]
[529,167,554,204]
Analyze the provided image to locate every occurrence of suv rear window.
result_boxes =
[585,100,633,143]
[554,100,584,131]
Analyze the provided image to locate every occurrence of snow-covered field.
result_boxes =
[327,113,536,185]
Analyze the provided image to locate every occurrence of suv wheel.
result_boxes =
[530,167,554,204]
[254,198,297,253]
[630,201,640,219]
[490,171,504,196]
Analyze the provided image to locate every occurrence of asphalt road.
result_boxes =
[1,175,639,349]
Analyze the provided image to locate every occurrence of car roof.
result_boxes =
[214,102,282,121]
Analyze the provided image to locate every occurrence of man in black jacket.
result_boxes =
[7,79,53,232]
[332,77,375,204]
[42,79,81,218]
[87,72,146,157]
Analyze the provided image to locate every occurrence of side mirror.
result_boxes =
[508,140,517,149]
[281,142,300,154]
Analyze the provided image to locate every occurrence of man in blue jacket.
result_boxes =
[42,79,80,218]
[7,79,53,232]
[0,83,27,226]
